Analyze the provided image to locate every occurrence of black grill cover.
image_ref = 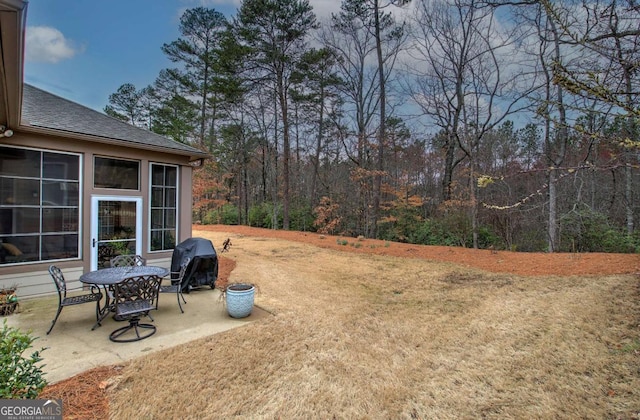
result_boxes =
[170,238,218,291]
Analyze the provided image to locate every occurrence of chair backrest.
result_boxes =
[113,274,162,314]
[48,265,67,297]
[110,254,147,268]
[175,257,191,286]
[169,257,193,291]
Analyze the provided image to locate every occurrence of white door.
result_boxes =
[90,196,142,270]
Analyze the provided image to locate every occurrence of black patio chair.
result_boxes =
[47,265,103,335]
[110,254,146,267]
[107,254,146,315]
[159,257,190,313]
[109,274,162,343]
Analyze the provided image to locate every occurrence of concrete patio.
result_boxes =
[3,286,268,384]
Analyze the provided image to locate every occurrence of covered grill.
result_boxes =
[170,238,218,292]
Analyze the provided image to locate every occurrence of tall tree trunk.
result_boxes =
[243,162,249,225]
[442,134,456,201]
[279,75,291,230]
[199,40,210,149]
[357,124,367,236]
[470,157,479,249]
[373,0,385,239]
[619,34,635,235]
[272,93,280,229]
[546,17,567,253]
[626,163,634,234]
[311,85,326,205]
[548,169,558,251]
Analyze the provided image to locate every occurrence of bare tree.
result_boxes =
[408,0,536,248]
[321,0,407,236]
[543,0,640,234]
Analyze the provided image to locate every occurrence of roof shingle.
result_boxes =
[21,84,208,159]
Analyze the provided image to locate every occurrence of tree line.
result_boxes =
[105,0,640,253]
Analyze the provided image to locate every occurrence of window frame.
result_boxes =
[93,156,140,190]
[0,146,82,266]
[148,162,179,253]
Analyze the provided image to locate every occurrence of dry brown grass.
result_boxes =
[98,230,640,419]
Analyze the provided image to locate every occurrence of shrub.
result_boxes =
[248,203,269,228]
[203,204,238,225]
[599,230,639,253]
[477,226,502,249]
[560,208,639,253]
[409,219,444,245]
[289,204,315,232]
[409,219,467,247]
[248,202,282,228]
[514,229,548,252]
[439,211,473,247]
[220,204,240,225]
[0,321,47,399]
[313,197,342,234]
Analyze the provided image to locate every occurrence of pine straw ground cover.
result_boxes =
[41,226,640,419]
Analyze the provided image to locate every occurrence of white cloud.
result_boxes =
[25,26,80,63]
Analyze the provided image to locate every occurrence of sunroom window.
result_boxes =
[94,157,139,190]
[150,163,177,251]
[0,146,80,265]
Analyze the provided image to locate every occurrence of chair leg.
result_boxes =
[94,300,101,324]
[92,291,113,330]
[47,306,63,335]
[176,290,184,313]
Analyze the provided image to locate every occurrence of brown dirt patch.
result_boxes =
[38,226,640,418]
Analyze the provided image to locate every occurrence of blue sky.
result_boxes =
[24,0,338,112]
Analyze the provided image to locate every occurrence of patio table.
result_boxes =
[80,266,169,330]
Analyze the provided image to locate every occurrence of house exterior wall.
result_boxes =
[0,0,27,129]
[0,131,195,298]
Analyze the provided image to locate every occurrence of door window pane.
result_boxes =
[96,200,138,269]
[98,201,137,241]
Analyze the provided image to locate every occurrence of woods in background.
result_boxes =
[105,0,640,253]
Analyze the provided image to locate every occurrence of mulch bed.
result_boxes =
[197,225,640,276]
[39,365,122,420]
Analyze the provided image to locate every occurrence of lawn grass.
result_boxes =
[108,232,640,419]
